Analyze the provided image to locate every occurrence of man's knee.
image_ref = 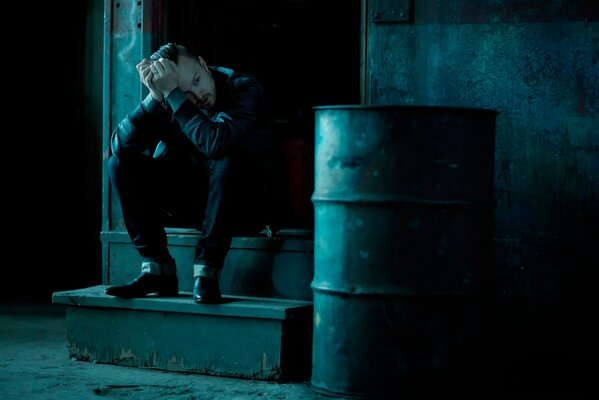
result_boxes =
[108,152,150,182]
[107,154,121,182]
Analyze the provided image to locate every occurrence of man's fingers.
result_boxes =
[138,64,151,85]
[141,67,151,80]
[146,74,156,89]
[149,58,178,77]
[141,68,155,85]
[136,59,150,70]
[153,60,167,73]
[158,58,178,72]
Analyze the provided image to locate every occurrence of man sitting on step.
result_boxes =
[105,43,277,303]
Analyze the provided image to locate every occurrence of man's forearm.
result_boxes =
[141,93,168,114]
[165,85,262,159]
[111,95,169,156]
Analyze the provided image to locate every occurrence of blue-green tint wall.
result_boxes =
[102,0,163,282]
[364,0,597,395]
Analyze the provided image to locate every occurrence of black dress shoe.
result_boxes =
[193,276,222,304]
[105,273,179,298]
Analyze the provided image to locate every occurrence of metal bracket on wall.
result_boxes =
[371,0,411,23]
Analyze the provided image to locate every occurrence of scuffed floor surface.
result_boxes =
[0,303,326,400]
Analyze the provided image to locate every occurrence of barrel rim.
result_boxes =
[312,104,499,115]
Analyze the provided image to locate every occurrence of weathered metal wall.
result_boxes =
[102,0,163,282]
[364,0,598,395]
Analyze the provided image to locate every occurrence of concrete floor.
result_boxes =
[0,302,327,400]
[3,302,588,400]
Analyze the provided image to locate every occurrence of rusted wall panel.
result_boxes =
[102,0,163,282]
[414,0,599,24]
[369,21,597,241]
[365,0,598,394]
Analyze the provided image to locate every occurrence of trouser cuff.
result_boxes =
[141,261,176,275]
[193,263,220,279]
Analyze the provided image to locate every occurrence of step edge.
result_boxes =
[52,285,313,321]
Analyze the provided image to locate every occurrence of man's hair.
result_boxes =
[149,43,198,63]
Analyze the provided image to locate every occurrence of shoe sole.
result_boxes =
[105,289,179,298]
[194,297,223,304]
[157,290,179,297]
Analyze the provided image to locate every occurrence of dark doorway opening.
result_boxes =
[164,0,361,230]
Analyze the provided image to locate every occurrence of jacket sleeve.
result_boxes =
[167,78,264,159]
[110,94,171,157]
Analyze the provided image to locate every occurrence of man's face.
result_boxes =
[177,55,216,110]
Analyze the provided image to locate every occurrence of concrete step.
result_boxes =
[101,229,314,301]
[52,286,313,381]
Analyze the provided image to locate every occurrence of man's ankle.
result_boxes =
[141,260,177,276]
[193,263,220,279]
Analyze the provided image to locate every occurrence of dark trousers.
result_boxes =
[108,152,237,271]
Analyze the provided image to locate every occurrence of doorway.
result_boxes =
[164,0,361,231]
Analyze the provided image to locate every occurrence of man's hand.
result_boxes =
[137,59,163,102]
[149,58,179,98]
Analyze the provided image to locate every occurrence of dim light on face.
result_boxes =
[177,55,216,110]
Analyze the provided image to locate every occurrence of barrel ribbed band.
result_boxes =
[141,261,176,276]
[193,263,219,279]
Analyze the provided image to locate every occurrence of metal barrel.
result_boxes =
[311,106,497,398]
